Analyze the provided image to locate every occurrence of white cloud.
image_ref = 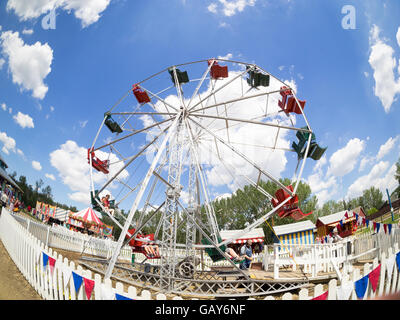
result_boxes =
[45,173,55,180]
[0,30,53,99]
[217,53,233,60]
[1,103,6,111]
[347,161,397,199]
[376,136,399,160]
[0,58,5,69]
[207,3,218,13]
[368,24,400,113]
[0,131,17,155]
[50,105,54,112]
[207,0,256,16]
[219,0,256,17]
[49,140,129,205]
[32,160,42,171]
[327,138,365,177]
[397,26,400,47]
[13,111,34,128]
[6,0,112,28]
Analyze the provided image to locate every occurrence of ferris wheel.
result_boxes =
[87,58,326,294]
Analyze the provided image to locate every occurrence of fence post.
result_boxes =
[45,226,50,247]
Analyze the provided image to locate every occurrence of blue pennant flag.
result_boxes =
[355,275,368,299]
[42,252,49,269]
[376,223,380,233]
[388,224,392,234]
[365,219,369,227]
[115,293,133,300]
[396,252,400,273]
[72,271,83,293]
[339,220,343,228]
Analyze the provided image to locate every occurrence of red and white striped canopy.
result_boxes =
[70,207,103,226]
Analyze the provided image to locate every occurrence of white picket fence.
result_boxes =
[1,207,400,300]
[12,212,132,262]
[268,227,400,279]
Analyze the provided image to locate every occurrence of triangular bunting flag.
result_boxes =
[365,219,369,227]
[355,275,368,299]
[373,222,377,232]
[337,281,353,300]
[344,212,349,219]
[42,252,49,270]
[368,264,381,292]
[312,291,329,300]
[63,266,72,287]
[383,224,387,234]
[100,284,115,300]
[396,252,400,273]
[388,224,392,234]
[339,220,343,228]
[83,278,95,300]
[48,257,56,276]
[115,293,133,300]
[72,271,83,293]
[376,223,380,233]
[386,256,396,278]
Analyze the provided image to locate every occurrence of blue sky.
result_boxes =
[0,0,399,212]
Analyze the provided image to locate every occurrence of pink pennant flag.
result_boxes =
[368,264,381,292]
[312,291,329,300]
[83,278,95,300]
[48,257,56,276]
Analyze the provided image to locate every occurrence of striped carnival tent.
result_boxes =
[69,207,103,226]
[273,220,316,247]
[220,228,265,244]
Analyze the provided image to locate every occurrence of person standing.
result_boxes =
[239,239,254,270]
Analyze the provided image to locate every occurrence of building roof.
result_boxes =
[273,220,316,236]
[367,198,400,221]
[316,210,356,227]
[0,166,22,192]
[220,228,265,243]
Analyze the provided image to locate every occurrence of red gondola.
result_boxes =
[278,86,306,115]
[126,228,160,259]
[132,84,151,104]
[87,148,109,174]
[271,185,312,221]
[208,60,228,79]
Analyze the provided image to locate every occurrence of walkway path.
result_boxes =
[0,238,41,300]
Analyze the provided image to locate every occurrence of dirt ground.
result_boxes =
[0,239,42,300]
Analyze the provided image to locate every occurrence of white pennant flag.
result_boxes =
[386,256,396,278]
[336,281,353,300]
[62,265,72,287]
[100,283,116,300]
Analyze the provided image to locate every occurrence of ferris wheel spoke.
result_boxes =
[188,116,294,196]
[94,117,174,152]
[139,85,180,113]
[96,122,173,197]
[190,113,310,134]
[187,67,251,112]
[189,86,282,114]
[186,60,214,110]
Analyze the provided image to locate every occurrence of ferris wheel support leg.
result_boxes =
[104,113,181,280]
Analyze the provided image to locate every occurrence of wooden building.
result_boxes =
[315,207,366,239]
